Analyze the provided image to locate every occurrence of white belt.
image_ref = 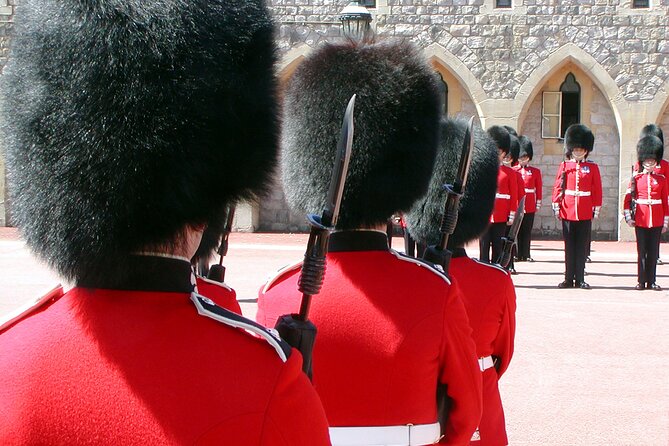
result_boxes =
[524,188,536,193]
[635,199,663,205]
[329,422,441,446]
[495,193,511,199]
[479,356,495,372]
[564,190,591,197]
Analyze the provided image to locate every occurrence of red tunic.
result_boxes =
[196,276,241,313]
[0,257,330,446]
[551,160,603,221]
[513,165,543,214]
[257,231,482,446]
[449,252,516,446]
[624,172,669,228]
[491,165,520,223]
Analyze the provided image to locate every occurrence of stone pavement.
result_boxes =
[1,227,667,445]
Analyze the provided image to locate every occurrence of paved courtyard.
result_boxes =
[1,227,667,445]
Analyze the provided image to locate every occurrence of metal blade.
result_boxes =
[453,116,475,194]
[322,94,355,228]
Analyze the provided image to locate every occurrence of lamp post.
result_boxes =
[339,1,372,41]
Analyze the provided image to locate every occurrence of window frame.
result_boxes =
[542,91,562,140]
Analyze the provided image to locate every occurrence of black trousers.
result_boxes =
[635,226,662,285]
[517,212,535,259]
[479,222,507,263]
[562,219,591,282]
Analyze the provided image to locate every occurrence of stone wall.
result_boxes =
[271,1,669,102]
[0,0,12,226]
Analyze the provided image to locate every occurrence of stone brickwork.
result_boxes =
[0,0,11,226]
[271,1,669,102]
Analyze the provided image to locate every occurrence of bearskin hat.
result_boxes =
[637,135,663,164]
[0,0,278,284]
[508,134,521,164]
[518,135,534,160]
[487,125,511,155]
[503,126,518,137]
[281,39,441,229]
[564,123,594,157]
[640,124,664,159]
[405,118,499,249]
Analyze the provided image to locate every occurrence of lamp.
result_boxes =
[339,1,372,41]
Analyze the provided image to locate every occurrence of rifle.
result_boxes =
[206,205,236,283]
[629,165,637,221]
[274,94,355,379]
[497,195,526,268]
[421,116,475,274]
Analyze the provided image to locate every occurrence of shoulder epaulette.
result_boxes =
[190,293,291,362]
[391,250,452,284]
[0,285,64,334]
[472,258,511,276]
[261,260,303,294]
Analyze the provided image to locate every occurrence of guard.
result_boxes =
[0,1,330,444]
[257,39,482,445]
[501,133,526,273]
[624,135,669,290]
[552,124,603,289]
[514,135,543,262]
[479,126,520,264]
[406,117,517,446]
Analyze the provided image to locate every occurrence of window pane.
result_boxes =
[359,0,376,7]
[632,0,649,8]
[496,0,512,7]
[543,92,561,115]
[542,116,560,139]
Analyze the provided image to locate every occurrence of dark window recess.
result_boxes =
[495,0,512,8]
[358,0,376,7]
[437,72,448,116]
[632,0,649,8]
[560,73,581,138]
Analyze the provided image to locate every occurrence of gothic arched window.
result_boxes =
[559,73,581,138]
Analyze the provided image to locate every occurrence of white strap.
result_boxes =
[479,356,495,371]
[495,193,511,199]
[564,190,591,196]
[329,422,441,446]
[524,188,536,193]
[635,199,663,205]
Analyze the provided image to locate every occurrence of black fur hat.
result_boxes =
[518,135,534,160]
[508,134,520,164]
[406,118,499,249]
[503,126,518,137]
[564,124,594,157]
[281,39,441,229]
[487,126,511,155]
[637,135,663,164]
[640,124,664,159]
[1,0,278,283]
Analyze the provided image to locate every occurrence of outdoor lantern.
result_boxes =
[339,1,372,41]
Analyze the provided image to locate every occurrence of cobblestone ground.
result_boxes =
[1,227,667,445]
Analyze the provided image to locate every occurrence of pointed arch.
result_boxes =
[652,76,669,125]
[423,43,488,120]
[515,43,625,132]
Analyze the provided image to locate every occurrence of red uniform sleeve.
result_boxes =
[551,162,565,203]
[438,282,483,445]
[263,350,332,445]
[591,163,603,207]
[623,177,633,212]
[661,176,669,218]
[508,168,520,212]
[535,167,543,204]
[492,277,517,378]
[515,172,525,200]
